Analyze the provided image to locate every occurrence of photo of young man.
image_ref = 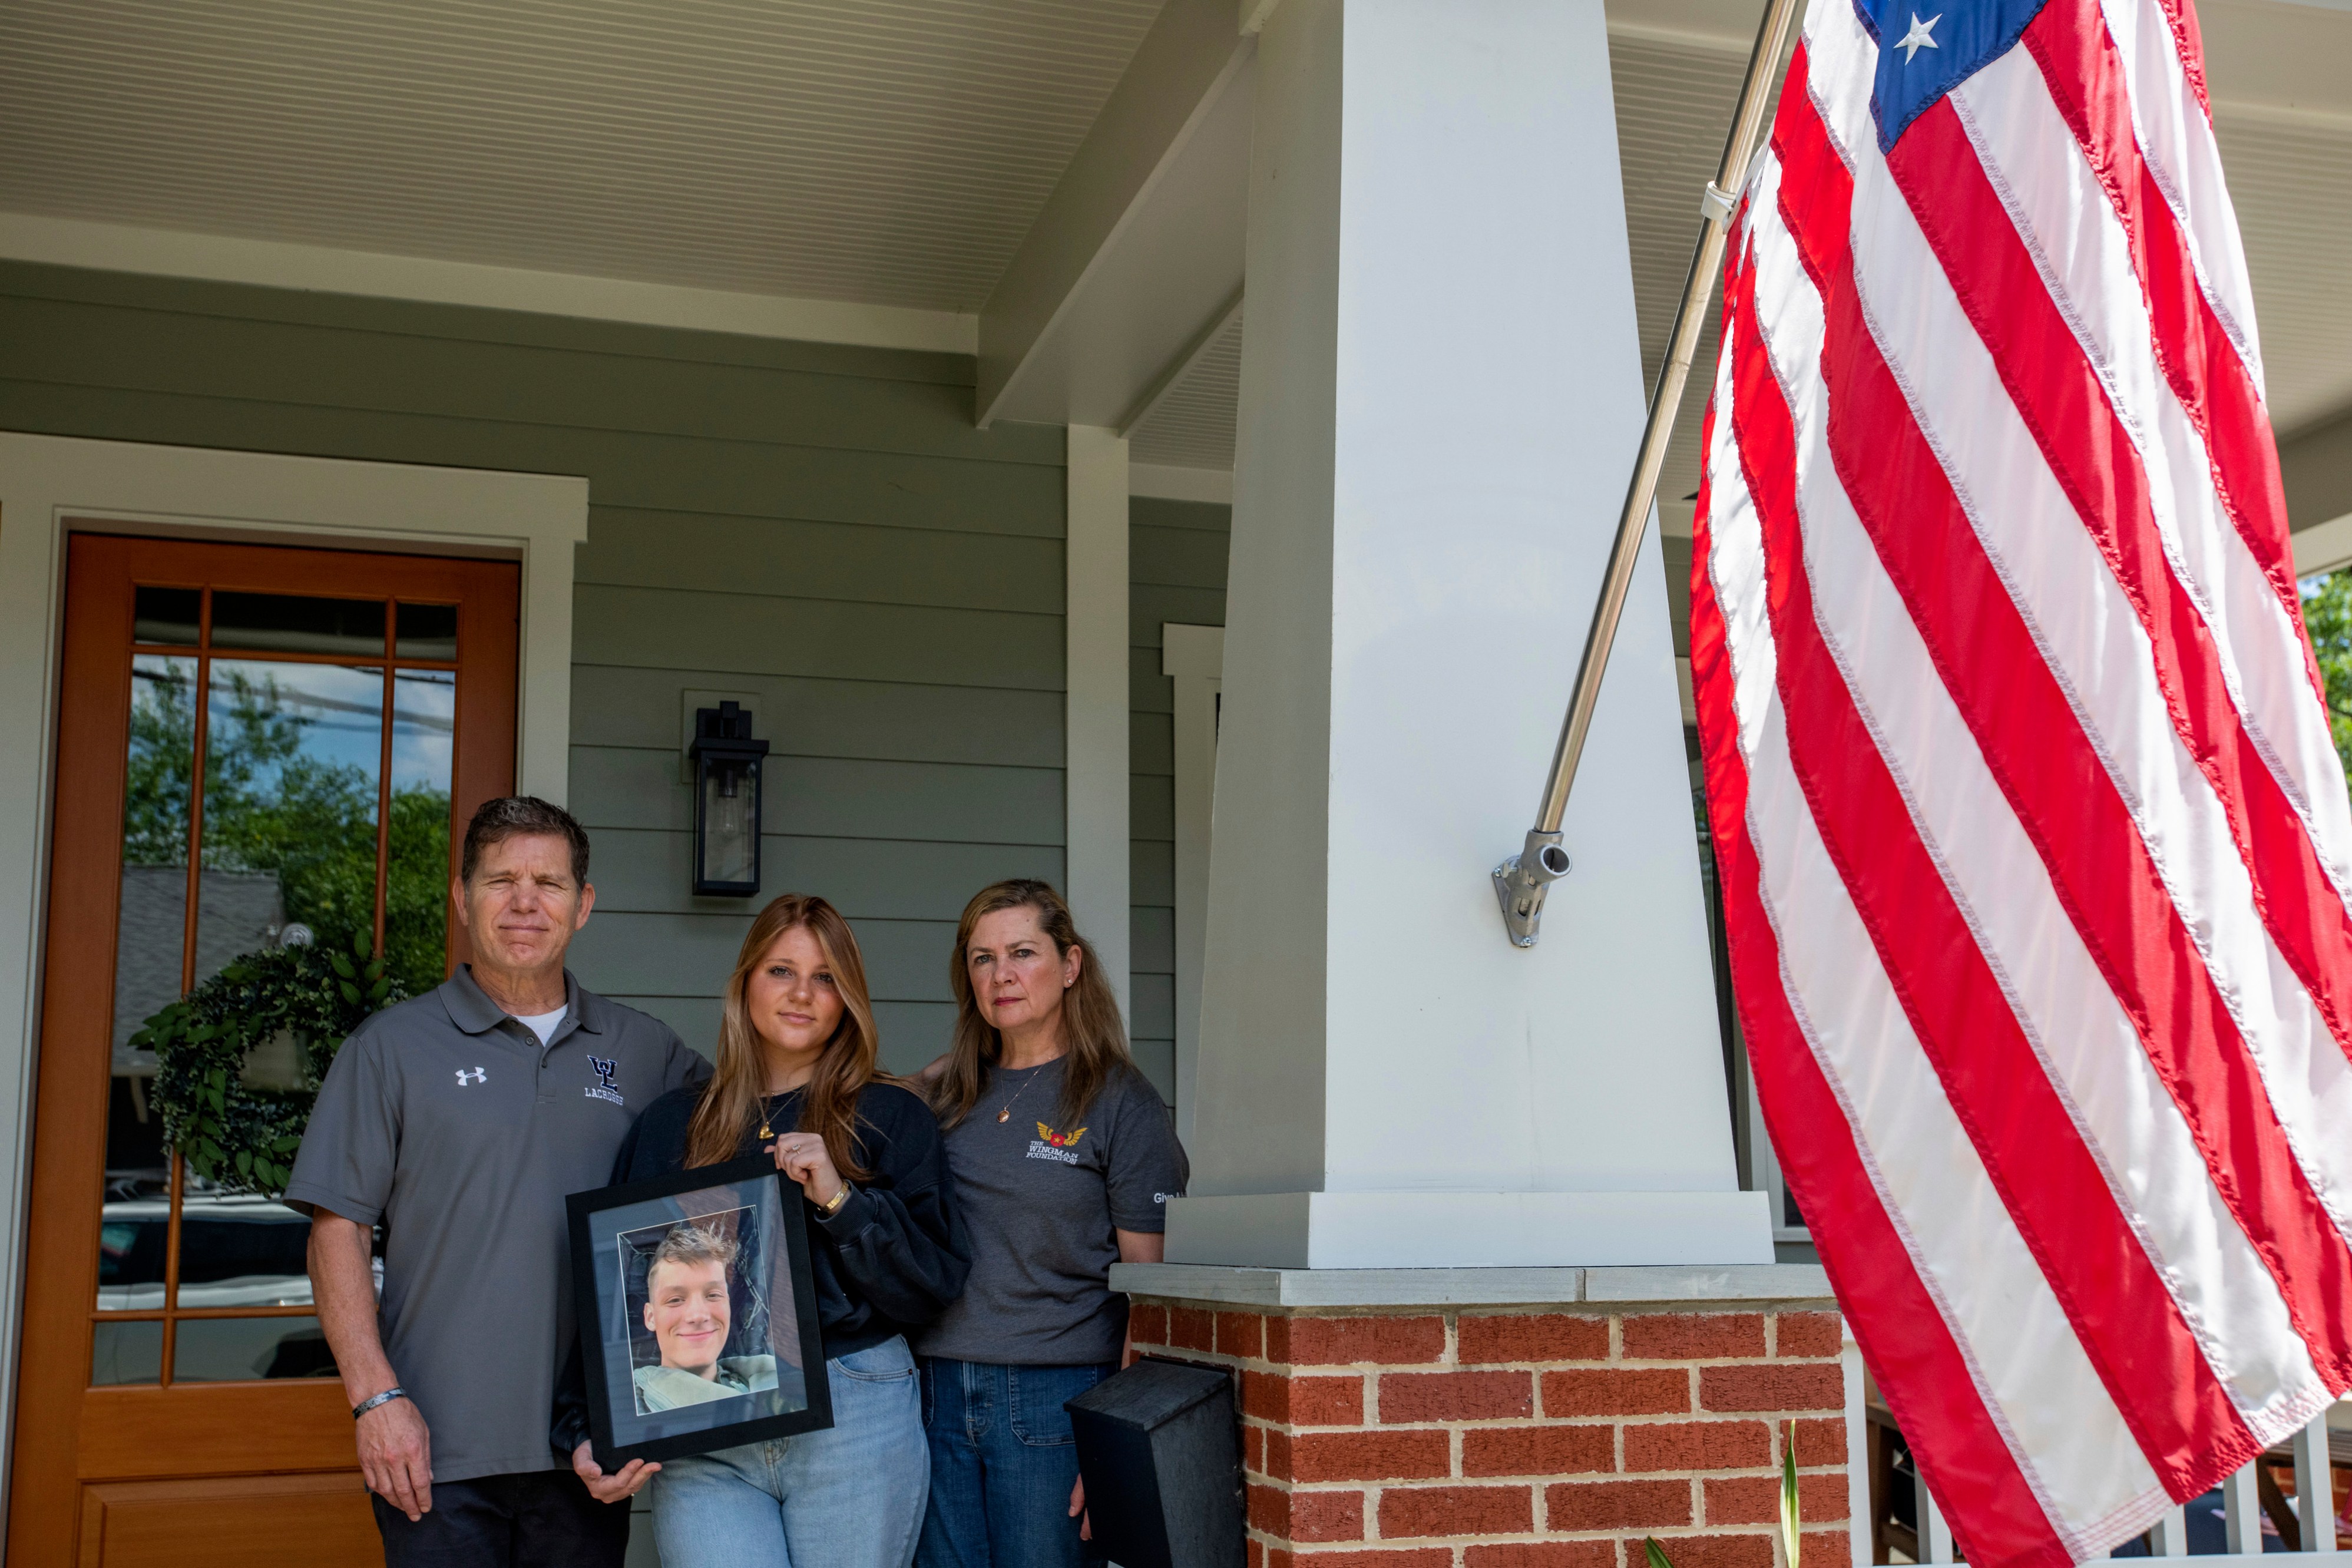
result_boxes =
[628,1223,778,1415]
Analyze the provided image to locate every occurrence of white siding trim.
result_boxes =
[1164,621,1224,1147]
[1066,426,1133,1015]
[1130,463,1234,504]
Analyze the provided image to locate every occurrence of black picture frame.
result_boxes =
[567,1156,833,1467]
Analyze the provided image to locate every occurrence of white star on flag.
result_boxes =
[1895,12,1941,60]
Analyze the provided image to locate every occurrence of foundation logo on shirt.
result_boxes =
[1027,1122,1087,1165]
[585,1056,624,1107]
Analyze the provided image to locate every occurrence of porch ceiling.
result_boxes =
[0,0,1162,312]
[0,0,2344,478]
[1129,0,2352,482]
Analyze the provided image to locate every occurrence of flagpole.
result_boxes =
[1491,0,1807,948]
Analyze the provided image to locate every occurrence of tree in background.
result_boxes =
[124,662,450,996]
[2301,571,2352,791]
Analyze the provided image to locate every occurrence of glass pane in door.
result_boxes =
[199,660,383,965]
[210,592,387,658]
[386,667,456,994]
[174,1315,332,1382]
[90,1320,164,1387]
[102,654,197,1326]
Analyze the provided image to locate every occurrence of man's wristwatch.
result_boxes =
[818,1183,854,1219]
[352,1387,408,1420]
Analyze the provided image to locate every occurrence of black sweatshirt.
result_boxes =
[550,1080,970,1457]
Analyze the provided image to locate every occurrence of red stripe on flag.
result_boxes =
[2022,0,2313,695]
[1771,74,2352,1400]
[1885,98,2352,1090]
[1688,395,2069,1568]
[1726,206,2248,1489]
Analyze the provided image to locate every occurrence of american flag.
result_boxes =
[1688,0,2352,1562]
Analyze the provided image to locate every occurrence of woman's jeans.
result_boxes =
[650,1336,928,1568]
[915,1357,1115,1568]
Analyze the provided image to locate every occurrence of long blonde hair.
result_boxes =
[685,894,881,1176]
[930,879,1135,1132]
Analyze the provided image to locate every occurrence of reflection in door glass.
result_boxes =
[394,602,459,661]
[174,1315,336,1382]
[108,656,193,1247]
[388,668,456,994]
[198,661,383,972]
[90,1320,163,1387]
[131,587,201,647]
[97,1195,315,1313]
[210,591,386,657]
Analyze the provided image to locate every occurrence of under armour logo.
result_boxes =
[456,1067,487,1086]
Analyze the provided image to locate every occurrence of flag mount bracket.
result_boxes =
[1490,0,1802,949]
[1493,831,1573,948]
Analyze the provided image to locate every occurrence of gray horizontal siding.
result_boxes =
[0,381,1066,536]
[588,829,1064,920]
[0,260,978,387]
[0,290,1058,466]
[570,666,1061,770]
[1127,497,1230,1109]
[578,507,1061,616]
[571,748,1063,845]
[572,583,1060,692]
[0,262,1067,1040]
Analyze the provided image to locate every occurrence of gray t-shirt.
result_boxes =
[285,967,709,1482]
[914,1058,1187,1366]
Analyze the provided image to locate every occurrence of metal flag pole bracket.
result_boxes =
[1492,0,1804,949]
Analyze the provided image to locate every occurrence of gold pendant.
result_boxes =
[997,1109,1010,1123]
[759,1121,772,1140]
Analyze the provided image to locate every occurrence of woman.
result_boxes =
[913,879,1189,1568]
[593,893,970,1568]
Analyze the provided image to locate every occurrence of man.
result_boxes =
[629,1225,778,1413]
[287,796,711,1567]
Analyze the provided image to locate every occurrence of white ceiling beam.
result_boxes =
[976,0,1252,428]
[1132,463,1235,503]
[0,213,976,356]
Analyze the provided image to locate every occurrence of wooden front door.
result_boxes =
[10,534,518,1565]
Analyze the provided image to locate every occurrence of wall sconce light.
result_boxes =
[688,701,769,897]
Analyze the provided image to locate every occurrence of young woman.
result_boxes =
[588,893,970,1568]
[912,879,1189,1568]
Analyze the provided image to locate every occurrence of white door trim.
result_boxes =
[1164,622,1223,1149]
[0,431,586,1519]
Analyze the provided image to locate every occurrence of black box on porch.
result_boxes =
[1065,1358,1245,1568]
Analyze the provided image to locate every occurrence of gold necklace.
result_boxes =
[994,1067,1040,1124]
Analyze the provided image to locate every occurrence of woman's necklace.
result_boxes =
[994,1066,1041,1124]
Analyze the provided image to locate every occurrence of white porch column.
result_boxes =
[1172,0,1768,1268]
[1065,425,1133,1017]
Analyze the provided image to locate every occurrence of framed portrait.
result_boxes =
[567,1156,832,1466]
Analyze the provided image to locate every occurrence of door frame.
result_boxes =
[0,432,587,1534]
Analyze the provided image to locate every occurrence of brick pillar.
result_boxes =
[1127,1301,1850,1568]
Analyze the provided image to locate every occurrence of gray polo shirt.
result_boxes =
[286,966,709,1483]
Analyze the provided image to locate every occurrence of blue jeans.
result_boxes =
[649,1337,928,1568]
[914,1358,1114,1568]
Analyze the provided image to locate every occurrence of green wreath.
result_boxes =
[136,931,407,1198]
